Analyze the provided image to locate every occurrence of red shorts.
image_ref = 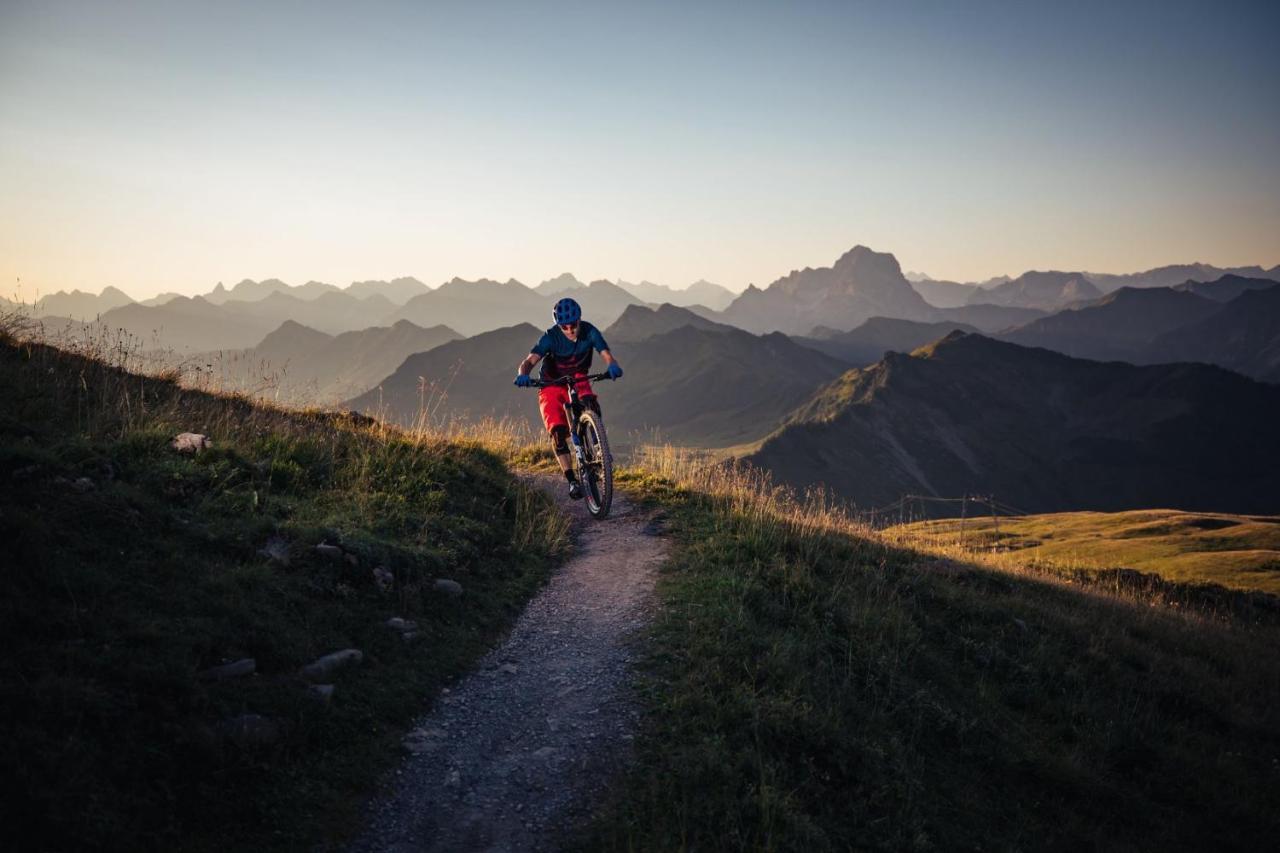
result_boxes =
[538,376,594,433]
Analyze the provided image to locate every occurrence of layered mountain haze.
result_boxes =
[388,279,548,336]
[796,317,982,366]
[747,332,1280,514]
[997,286,1222,362]
[209,319,462,403]
[909,279,982,308]
[604,303,737,343]
[534,273,587,294]
[1172,273,1279,302]
[29,286,134,320]
[927,303,1046,333]
[615,278,735,311]
[722,245,935,335]
[1086,263,1280,293]
[345,323,543,428]
[344,277,432,303]
[349,320,848,447]
[96,296,277,351]
[1147,284,1280,383]
[966,270,1102,311]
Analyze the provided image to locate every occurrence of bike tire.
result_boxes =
[577,408,613,519]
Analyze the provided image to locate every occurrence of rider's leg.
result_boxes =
[550,426,575,481]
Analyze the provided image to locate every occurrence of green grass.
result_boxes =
[0,330,568,851]
[888,510,1280,596]
[586,468,1280,852]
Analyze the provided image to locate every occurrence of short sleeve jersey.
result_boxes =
[531,321,610,380]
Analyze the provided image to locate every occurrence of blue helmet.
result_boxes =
[552,297,582,326]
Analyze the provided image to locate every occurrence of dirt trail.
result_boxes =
[349,479,666,853]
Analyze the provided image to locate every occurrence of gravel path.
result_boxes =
[349,479,666,853]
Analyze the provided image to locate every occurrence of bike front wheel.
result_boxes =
[576,409,613,519]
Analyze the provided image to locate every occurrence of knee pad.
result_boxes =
[550,425,570,455]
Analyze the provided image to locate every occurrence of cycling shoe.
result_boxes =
[567,480,584,500]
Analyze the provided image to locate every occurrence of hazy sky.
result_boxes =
[2,0,1278,301]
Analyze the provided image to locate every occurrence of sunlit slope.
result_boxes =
[888,509,1280,595]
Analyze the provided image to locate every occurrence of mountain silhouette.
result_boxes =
[604,304,736,343]
[722,245,934,335]
[31,286,134,320]
[388,279,548,336]
[1146,284,1280,383]
[97,296,276,351]
[345,277,431,304]
[603,326,850,447]
[747,332,1280,514]
[1086,263,1280,293]
[1171,273,1279,302]
[997,286,1222,362]
[966,271,1102,311]
[796,317,981,366]
[346,323,543,428]
[534,273,587,294]
[349,322,847,447]
[614,279,735,311]
[213,319,462,403]
[911,279,982,308]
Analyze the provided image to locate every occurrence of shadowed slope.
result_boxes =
[747,332,1280,513]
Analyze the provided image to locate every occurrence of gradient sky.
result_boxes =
[2,0,1278,301]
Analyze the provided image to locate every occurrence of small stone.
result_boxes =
[373,566,394,592]
[308,684,335,703]
[433,578,464,598]
[72,476,95,493]
[299,648,363,682]
[345,553,359,568]
[314,543,343,561]
[199,658,256,681]
[171,432,212,454]
[257,536,290,566]
[402,631,419,642]
[446,769,461,787]
[1012,617,1029,633]
[386,617,407,631]
[500,663,518,675]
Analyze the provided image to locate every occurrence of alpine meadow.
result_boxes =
[3,2,1279,851]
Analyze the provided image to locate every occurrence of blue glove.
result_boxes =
[514,374,532,388]
[607,362,623,380]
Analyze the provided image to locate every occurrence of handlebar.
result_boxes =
[525,371,613,388]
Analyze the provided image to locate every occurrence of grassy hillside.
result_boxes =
[0,324,566,851]
[886,510,1280,596]
[585,457,1280,851]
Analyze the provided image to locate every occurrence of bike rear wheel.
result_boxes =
[576,409,613,519]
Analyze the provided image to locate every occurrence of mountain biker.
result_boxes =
[514,297,623,500]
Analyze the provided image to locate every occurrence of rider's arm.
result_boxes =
[518,353,542,376]
[599,349,617,367]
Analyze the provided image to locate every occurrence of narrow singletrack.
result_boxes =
[349,478,666,852]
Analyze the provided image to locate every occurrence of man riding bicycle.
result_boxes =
[514,297,623,500]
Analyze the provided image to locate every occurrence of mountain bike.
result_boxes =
[525,372,615,519]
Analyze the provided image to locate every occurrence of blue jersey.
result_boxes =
[531,321,610,380]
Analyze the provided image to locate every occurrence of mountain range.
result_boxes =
[994,278,1279,381]
[346,317,849,448]
[746,332,1280,514]
[206,319,462,404]
[722,245,936,335]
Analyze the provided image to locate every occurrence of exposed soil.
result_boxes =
[348,477,666,852]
